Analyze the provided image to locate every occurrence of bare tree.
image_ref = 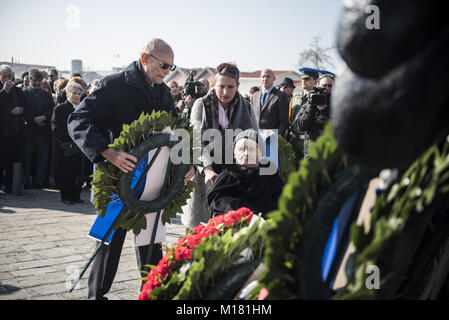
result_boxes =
[298,36,336,70]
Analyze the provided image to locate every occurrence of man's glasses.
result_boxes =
[149,54,176,71]
[322,84,333,88]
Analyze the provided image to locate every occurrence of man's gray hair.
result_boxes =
[0,64,14,75]
[141,38,172,55]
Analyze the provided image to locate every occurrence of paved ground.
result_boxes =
[0,187,186,300]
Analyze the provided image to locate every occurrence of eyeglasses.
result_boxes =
[322,84,333,88]
[149,54,176,71]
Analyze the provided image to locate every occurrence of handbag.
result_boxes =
[59,140,81,157]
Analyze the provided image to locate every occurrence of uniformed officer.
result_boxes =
[288,70,319,163]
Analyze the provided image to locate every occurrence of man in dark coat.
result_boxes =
[293,74,334,156]
[251,69,289,137]
[0,65,32,193]
[288,70,319,162]
[68,38,194,300]
[22,69,55,188]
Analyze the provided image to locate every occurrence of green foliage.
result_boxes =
[339,134,449,299]
[247,122,348,299]
[277,135,297,184]
[90,111,195,235]
[150,217,273,300]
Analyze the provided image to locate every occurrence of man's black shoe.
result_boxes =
[62,199,74,205]
[73,198,84,203]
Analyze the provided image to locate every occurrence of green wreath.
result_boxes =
[277,134,297,184]
[339,133,449,299]
[91,111,196,235]
[247,122,378,299]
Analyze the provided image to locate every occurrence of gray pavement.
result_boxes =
[0,187,186,300]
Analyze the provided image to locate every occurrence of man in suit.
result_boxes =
[22,69,55,188]
[251,69,289,137]
[68,38,194,300]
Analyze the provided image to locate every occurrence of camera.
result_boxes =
[182,70,203,99]
[309,86,330,107]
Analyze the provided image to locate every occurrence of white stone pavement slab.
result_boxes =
[0,187,186,300]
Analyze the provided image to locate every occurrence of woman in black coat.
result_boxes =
[51,80,85,204]
[207,129,283,218]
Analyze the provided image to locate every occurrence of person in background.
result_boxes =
[249,86,260,103]
[51,80,86,204]
[251,69,289,137]
[288,69,319,162]
[47,68,58,94]
[0,65,31,193]
[279,77,295,101]
[168,80,182,110]
[294,74,334,157]
[41,79,53,94]
[22,69,55,188]
[183,62,258,228]
[88,79,100,94]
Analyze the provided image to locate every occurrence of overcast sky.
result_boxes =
[1,0,344,72]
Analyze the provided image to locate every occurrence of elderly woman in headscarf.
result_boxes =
[181,62,259,228]
[206,129,283,218]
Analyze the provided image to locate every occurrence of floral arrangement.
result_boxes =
[91,111,196,235]
[139,207,270,300]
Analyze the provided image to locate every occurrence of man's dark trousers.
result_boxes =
[87,228,162,300]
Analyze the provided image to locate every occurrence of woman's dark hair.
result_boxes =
[215,62,239,83]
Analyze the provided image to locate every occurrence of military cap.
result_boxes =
[301,70,319,79]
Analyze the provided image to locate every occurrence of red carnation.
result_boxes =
[175,246,193,261]
[208,214,226,227]
[199,225,220,238]
[175,237,187,247]
[186,233,203,249]
[224,210,244,227]
[193,224,206,234]
[155,258,171,277]
[238,207,253,221]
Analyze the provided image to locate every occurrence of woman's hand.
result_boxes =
[204,166,217,186]
[101,148,138,173]
[183,166,195,184]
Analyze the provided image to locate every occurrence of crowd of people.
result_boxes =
[1,38,334,299]
[0,65,99,203]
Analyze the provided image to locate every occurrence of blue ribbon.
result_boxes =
[88,154,148,244]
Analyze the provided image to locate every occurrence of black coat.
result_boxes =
[0,85,32,168]
[207,165,283,218]
[23,87,55,139]
[295,102,330,155]
[67,61,176,163]
[51,100,83,177]
[0,86,31,137]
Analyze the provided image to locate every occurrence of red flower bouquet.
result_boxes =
[139,207,255,300]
